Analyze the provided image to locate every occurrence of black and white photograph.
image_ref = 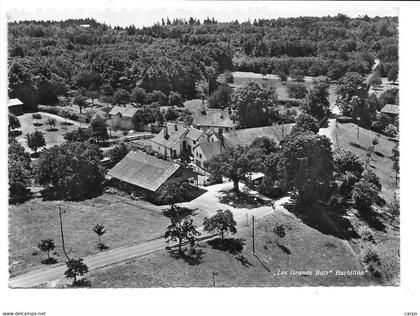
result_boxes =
[1,0,419,315]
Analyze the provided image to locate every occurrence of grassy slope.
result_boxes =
[320,121,400,284]
[88,209,374,287]
[9,193,169,277]
[324,121,398,202]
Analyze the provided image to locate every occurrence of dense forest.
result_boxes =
[8,15,398,107]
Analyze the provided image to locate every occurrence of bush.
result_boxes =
[384,124,398,137]
[287,83,308,99]
[363,248,380,265]
[352,179,378,212]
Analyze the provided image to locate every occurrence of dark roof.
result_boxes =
[109,106,140,118]
[183,99,235,128]
[194,109,235,128]
[186,126,203,140]
[381,104,399,115]
[223,124,295,147]
[195,141,222,160]
[8,98,23,107]
[107,151,180,192]
[151,123,187,148]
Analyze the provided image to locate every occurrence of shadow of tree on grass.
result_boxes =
[41,257,58,265]
[169,248,205,266]
[207,238,245,255]
[277,243,291,255]
[219,188,272,209]
[285,200,360,240]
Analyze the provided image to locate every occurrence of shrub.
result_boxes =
[384,124,398,137]
[361,169,381,191]
[359,226,375,243]
[352,179,378,211]
[363,248,380,265]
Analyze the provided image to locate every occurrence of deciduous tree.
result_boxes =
[37,239,55,259]
[205,145,263,193]
[34,141,104,200]
[9,114,20,131]
[230,82,274,128]
[203,209,237,240]
[25,131,46,154]
[64,258,89,286]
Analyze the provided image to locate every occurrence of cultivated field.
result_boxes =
[9,193,169,277]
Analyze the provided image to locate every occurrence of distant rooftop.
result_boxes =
[109,105,140,118]
[380,104,399,116]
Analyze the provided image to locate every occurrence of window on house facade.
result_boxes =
[193,140,196,145]
[199,153,202,159]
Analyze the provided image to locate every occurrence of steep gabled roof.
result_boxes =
[186,126,204,140]
[193,108,235,128]
[223,124,295,147]
[151,122,187,148]
[183,99,235,128]
[109,106,140,118]
[380,104,399,116]
[195,141,222,161]
[107,151,180,192]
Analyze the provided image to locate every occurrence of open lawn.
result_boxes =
[15,113,81,152]
[88,207,376,287]
[9,193,169,277]
[231,71,338,104]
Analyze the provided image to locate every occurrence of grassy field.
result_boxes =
[15,113,81,152]
[9,193,169,277]
[320,120,398,202]
[88,208,376,287]
[231,71,338,104]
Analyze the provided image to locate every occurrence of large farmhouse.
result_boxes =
[183,99,235,132]
[151,122,218,159]
[107,151,182,194]
[192,123,295,168]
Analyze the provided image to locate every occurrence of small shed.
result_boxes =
[8,98,24,115]
[108,106,142,130]
[380,104,399,117]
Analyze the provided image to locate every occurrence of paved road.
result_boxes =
[9,236,177,288]
[9,203,276,288]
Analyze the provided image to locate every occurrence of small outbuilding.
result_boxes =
[108,106,142,130]
[380,104,399,118]
[8,98,24,116]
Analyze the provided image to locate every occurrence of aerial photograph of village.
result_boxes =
[6,5,400,289]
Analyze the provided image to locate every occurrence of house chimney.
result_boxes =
[164,124,168,139]
[218,128,224,153]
